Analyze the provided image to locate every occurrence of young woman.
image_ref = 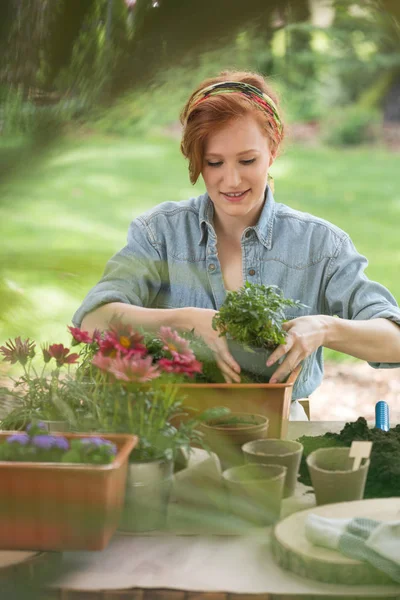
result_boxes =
[73,71,400,418]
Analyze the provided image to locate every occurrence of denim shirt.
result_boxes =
[73,187,400,401]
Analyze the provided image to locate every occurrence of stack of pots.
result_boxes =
[199,412,304,527]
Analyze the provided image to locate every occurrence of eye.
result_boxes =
[240,158,256,165]
[207,161,223,167]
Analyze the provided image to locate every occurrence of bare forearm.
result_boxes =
[81,302,192,335]
[323,316,400,363]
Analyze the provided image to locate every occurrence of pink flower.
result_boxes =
[47,344,79,367]
[159,353,202,378]
[92,353,113,372]
[68,326,93,345]
[98,324,147,359]
[108,355,160,383]
[159,327,192,357]
[0,337,36,365]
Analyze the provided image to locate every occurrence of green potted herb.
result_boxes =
[212,282,306,381]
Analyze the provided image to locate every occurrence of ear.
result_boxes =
[269,149,277,168]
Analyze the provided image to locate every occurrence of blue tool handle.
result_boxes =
[375,400,390,431]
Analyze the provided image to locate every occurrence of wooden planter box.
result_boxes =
[0,432,137,552]
[175,366,301,439]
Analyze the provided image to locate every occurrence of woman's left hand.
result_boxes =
[267,316,329,383]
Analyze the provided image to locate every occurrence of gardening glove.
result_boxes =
[305,514,400,583]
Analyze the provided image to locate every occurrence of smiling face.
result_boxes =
[202,113,275,229]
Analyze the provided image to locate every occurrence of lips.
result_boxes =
[221,189,250,202]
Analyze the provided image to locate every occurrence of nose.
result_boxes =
[222,164,242,189]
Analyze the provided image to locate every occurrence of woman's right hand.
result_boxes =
[179,307,241,383]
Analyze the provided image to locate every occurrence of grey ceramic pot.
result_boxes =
[119,457,174,532]
[227,340,285,380]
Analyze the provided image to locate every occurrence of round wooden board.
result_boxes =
[272,497,400,586]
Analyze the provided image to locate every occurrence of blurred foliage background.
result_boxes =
[0,0,400,365]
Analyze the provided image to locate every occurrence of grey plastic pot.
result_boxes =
[227,340,285,380]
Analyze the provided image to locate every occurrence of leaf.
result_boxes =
[197,406,231,422]
[213,282,308,349]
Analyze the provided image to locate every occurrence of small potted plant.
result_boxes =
[168,284,306,439]
[0,421,136,551]
[0,335,87,431]
[68,321,225,532]
[212,282,306,381]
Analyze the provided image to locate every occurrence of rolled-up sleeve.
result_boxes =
[72,218,162,327]
[324,235,400,369]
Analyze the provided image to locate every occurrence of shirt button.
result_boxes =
[208,264,216,272]
[248,268,256,276]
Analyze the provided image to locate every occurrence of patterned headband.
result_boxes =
[185,81,283,143]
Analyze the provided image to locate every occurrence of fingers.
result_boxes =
[269,354,298,384]
[214,343,241,383]
[267,340,292,369]
[210,337,241,383]
[216,358,241,383]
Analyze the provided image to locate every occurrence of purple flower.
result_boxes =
[80,438,117,454]
[31,435,68,450]
[7,434,29,445]
[53,437,69,451]
[81,437,105,446]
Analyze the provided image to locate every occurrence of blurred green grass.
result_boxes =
[1,131,399,366]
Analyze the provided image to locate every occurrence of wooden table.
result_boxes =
[0,549,61,597]
[33,423,400,600]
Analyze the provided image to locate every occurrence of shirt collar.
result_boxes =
[252,185,276,250]
[198,186,276,249]
[198,194,215,245]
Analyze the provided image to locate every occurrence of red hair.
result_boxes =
[180,71,284,184]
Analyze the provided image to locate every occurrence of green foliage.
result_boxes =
[212,282,305,351]
[54,0,129,107]
[321,106,381,146]
[91,41,262,136]
[79,383,226,462]
[61,437,116,464]
[0,86,72,140]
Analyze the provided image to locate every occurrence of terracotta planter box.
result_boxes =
[0,432,137,551]
[175,365,301,439]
